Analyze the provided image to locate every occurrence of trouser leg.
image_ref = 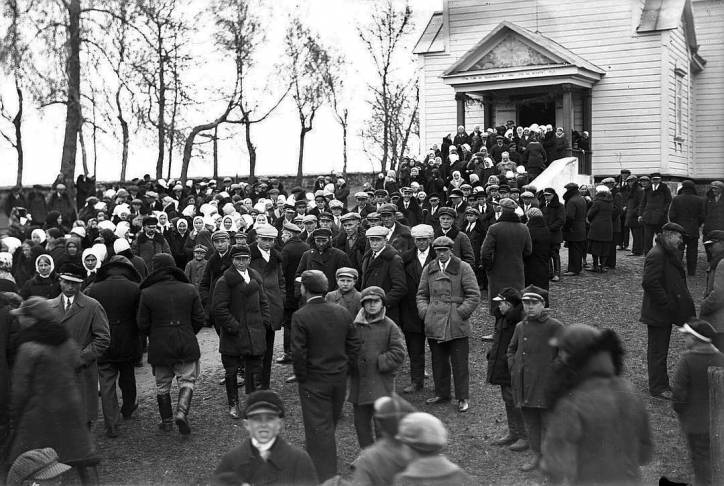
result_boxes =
[646,325,672,394]
[643,224,662,255]
[261,327,276,389]
[428,339,451,399]
[449,337,470,401]
[631,226,644,254]
[520,407,544,454]
[567,240,584,273]
[621,224,630,247]
[221,354,241,405]
[551,244,561,277]
[283,309,293,355]
[243,355,263,394]
[607,239,618,268]
[117,361,137,417]
[353,403,376,449]
[685,237,699,276]
[404,331,425,388]
[98,362,120,432]
[501,384,526,438]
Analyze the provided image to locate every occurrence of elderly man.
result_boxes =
[434,207,475,266]
[640,222,696,399]
[639,172,672,255]
[51,263,110,429]
[400,224,436,394]
[701,230,724,350]
[295,228,351,292]
[398,187,422,227]
[378,203,413,254]
[360,226,407,324]
[132,215,172,268]
[416,236,480,413]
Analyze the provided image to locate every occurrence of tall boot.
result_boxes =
[174,387,193,435]
[225,372,240,419]
[157,394,173,432]
[552,251,561,278]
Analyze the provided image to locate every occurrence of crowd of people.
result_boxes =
[0,120,723,485]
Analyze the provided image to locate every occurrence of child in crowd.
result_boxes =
[185,245,208,288]
[325,267,362,317]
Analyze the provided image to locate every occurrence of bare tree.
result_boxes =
[321,52,349,176]
[358,0,415,172]
[284,17,331,185]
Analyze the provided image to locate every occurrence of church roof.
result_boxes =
[413,12,444,55]
[637,0,687,32]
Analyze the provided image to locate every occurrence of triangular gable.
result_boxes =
[443,21,605,77]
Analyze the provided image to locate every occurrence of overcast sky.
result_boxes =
[0,0,440,186]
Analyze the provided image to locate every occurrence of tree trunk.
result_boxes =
[155,27,165,179]
[167,35,180,180]
[381,71,389,172]
[13,83,23,187]
[117,88,129,182]
[341,109,348,178]
[78,122,88,176]
[212,125,219,179]
[59,0,82,195]
[244,119,257,179]
[180,106,233,182]
[297,126,306,187]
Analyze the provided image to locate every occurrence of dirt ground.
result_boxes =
[89,245,706,486]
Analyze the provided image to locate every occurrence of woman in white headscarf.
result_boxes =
[20,254,61,299]
[221,215,238,238]
[0,252,16,292]
[81,247,101,290]
[185,215,213,261]
[30,228,47,248]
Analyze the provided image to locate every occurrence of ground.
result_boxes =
[89,245,705,486]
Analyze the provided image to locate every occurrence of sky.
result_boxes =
[0,0,441,186]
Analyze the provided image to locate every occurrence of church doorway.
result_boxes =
[517,100,555,128]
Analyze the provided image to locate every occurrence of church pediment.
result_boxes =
[468,32,558,71]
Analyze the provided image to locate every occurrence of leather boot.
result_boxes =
[157,394,173,432]
[553,252,561,278]
[174,387,193,435]
[225,373,239,419]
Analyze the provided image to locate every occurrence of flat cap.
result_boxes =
[366,212,380,220]
[58,263,85,283]
[244,390,285,418]
[449,189,463,198]
[492,287,522,304]
[193,244,208,253]
[283,221,302,233]
[302,214,318,224]
[520,191,535,198]
[464,207,481,216]
[396,412,448,453]
[711,181,724,189]
[329,199,344,209]
[411,224,434,239]
[626,175,638,182]
[360,286,386,303]
[401,186,413,193]
[601,177,616,184]
[432,236,454,249]
[355,191,369,199]
[229,244,251,258]
[522,284,548,303]
[564,182,579,190]
[499,198,517,210]
[650,172,662,179]
[335,267,358,280]
[211,229,230,241]
[378,203,397,215]
[374,189,389,197]
[366,226,390,238]
[142,215,158,226]
[255,225,278,239]
[437,207,456,219]
[7,448,71,486]
[300,269,328,294]
[340,212,361,222]
[318,212,333,221]
[661,222,687,237]
[295,198,309,206]
[314,190,326,199]
[311,228,332,239]
[678,319,717,343]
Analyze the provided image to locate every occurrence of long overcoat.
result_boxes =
[360,245,407,323]
[562,190,588,242]
[586,191,614,242]
[399,248,435,334]
[486,303,523,385]
[701,257,724,333]
[249,244,285,330]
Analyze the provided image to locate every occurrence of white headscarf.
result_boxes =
[35,254,54,278]
[82,248,101,274]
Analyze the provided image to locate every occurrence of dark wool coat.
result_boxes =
[704,195,724,236]
[295,246,352,292]
[333,227,368,275]
[487,303,523,385]
[349,309,406,405]
[351,437,409,486]
[360,245,407,323]
[20,273,61,299]
[562,189,588,242]
[47,192,77,226]
[672,348,724,434]
[434,225,475,266]
[211,437,318,486]
[249,244,285,330]
[85,260,141,363]
[0,301,16,428]
[524,141,547,171]
[9,339,95,464]
[167,229,191,269]
[393,455,476,486]
[639,183,672,226]
[542,195,565,244]
[624,184,644,227]
[701,258,724,333]
[281,236,309,309]
[586,191,614,242]
[668,190,705,238]
[416,255,481,342]
[291,297,360,383]
[199,250,233,313]
[399,248,435,334]
[463,220,486,268]
[525,218,552,291]
[397,198,423,227]
[507,312,564,408]
[27,190,48,223]
[214,267,271,357]
[542,354,652,485]
[132,231,172,268]
[137,266,205,365]
[640,238,695,327]
[481,211,532,314]
[50,292,110,423]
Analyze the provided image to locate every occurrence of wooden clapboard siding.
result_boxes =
[692,0,724,178]
[665,25,693,177]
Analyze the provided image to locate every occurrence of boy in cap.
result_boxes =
[325,267,362,316]
[212,390,318,486]
[507,285,563,471]
[350,286,407,448]
[7,448,72,486]
[672,320,724,486]
[393,412,475,485]
[184,244,208,289]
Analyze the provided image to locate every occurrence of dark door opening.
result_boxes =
[517,101,555,128]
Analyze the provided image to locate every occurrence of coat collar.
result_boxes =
[401,455,462,479]
[51,292,88,321]
[427,255,461,276]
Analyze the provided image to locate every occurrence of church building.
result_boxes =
[414,0,724,180]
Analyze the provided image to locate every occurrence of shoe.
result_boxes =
[585,265,599,273]
[551,275,560,282]
[653,390,673,400]
[425,396,450,405]
[481,334,494,342]
[219,377,226,385]
[237,377,246,388]
[229,404,240,419]
[122,402,138,420]
[600,266,609,273]
[630,252,642,256]
[276,354,292,364]
[520,455,540,472]
[509,439,530,452]
[583,263,593,271]
[105,426,119,438]
[562,271,579,277]
[402,383,422,394]
[285,375,297,383]
[157,394,174,432]
[457,400,469,412]
[174,387,193,435]
[492,433,517,446]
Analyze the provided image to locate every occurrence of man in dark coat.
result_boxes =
[397,187,422,227]
[639,223,696,399]
[562,183,588,276]
[278,222,309,364]
[212,390,317,486]
[137,253,205,435]
[638,173,672,255]
[132,215,172,269]
[199,230,233,330]
[541,188,565,281]
[624,175,645,255]
[669,180,705,276]
[378,203,414,254]
[248,225,285,390]
[295,228,352,292]
[46,183,76,226]
[435,207,475,266]
[360,226,407,324]
[291,270,360,482]
[333,212,367,275]
[85,256,141,438]
[703,181,724,242]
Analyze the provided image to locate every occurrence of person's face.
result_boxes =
[60,279,81,297]
[193,219,204,231]
[337,276,356,293]
[368,236,386,253]
[22,244,32,258]
[314,236,330,251]
[683,334,697,349]
[523,299,544,318]
[158,214,168,225]
[429,198,439,207]
[234,234,246,246]
[232,254,250,272]
[281,230,292,243]
[32,233,42,245]
[244,413,282,445]
[414,237,431,253]
[663,230,683,249]
[193,250,205,260]
[439,214,454,230]
[258,236,275,252]
[315,199,325,209]
[356,198,367,206]
[498,300,512,314]
[363,297,384,315]
[497,139,503,146]
[380,213,395,228]
[214,238,229,253]
[84,254,97,270]
[223,219,233,230]
[319,219,332,229]
[375,196,386,204]
[304,221,317,232]
[67,244,79,256]
[511,193,519,202]
[177,220,188,232]
[367,218,380,227]
[640,180,651,188]
[465,213,477,224]
[37,259,51,276]
[343,220,359,236]
[435,247,451,263]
